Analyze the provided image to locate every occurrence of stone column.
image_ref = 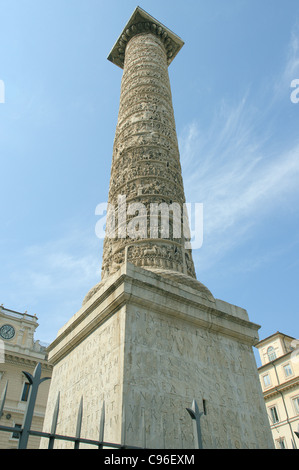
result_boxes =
[102,15,196,280]
[41,8,274,450]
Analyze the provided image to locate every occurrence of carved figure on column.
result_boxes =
[101,7,197,282]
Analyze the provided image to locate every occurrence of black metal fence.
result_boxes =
[0,363,203,449]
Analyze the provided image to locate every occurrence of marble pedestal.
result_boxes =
[41,263,274,449]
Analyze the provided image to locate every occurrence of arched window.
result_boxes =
[267,346,276,361]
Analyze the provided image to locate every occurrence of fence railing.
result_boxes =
[0,363,204,449]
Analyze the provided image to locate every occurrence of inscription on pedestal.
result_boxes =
[41,310,125,448]
[122,307,270,448]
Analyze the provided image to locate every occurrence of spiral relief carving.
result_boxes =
[102,22,196,281]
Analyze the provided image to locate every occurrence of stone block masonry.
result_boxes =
[41,263,273,448]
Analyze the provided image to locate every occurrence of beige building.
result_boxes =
[0,305,52,449]
[256,332,299,449]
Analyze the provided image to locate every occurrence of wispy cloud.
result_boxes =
[1,227,101,341]
[179,25,299,274]
[22,236,100,291]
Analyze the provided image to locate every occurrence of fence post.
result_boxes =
[0,381,8,417]
[18,363,51,449]
[186,399,204,449]
[98,401,105,449]
[141,408,146,449]
[74,396,83,449]
[48,392,60,449]
[121,403,126,448]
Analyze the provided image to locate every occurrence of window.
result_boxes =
[293,396,299,415]
[21,382,31,402]
[269,406,279,424]
[267,346,276,361]
[276,437,286,449]
[11,424,22,440]
[283,363,293,378]
[263,374,271,387]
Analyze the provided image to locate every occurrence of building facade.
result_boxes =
[0,305,52,449]
[256,332,299,449]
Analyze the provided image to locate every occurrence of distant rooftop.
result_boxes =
[0,304,38,321]
[255,331,295,347]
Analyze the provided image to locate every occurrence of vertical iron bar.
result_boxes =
[74,396,83,449]
[98,401,105,449]
[186,399,204,449]
[18,363,51,449]
[178,419,184,449]
[141,408,146,449]
[48,392,60,449]
[0,381,8,417]
[161,415,165,449]
[121,403,126,448]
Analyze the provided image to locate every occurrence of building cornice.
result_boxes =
[258,350,293,371]
[0,405,46,419]
[4,352,52,371]
[255,331,295,348]
[263,376,299,399]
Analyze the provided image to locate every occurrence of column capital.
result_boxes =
[107,6,184,69]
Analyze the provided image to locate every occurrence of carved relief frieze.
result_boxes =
[102,31,196,280]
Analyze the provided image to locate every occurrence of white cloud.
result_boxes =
[1,227,102,342]
[19,228,100,285]
[179,84,299,272]
[178,22,299,275]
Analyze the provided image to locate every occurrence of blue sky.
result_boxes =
[0,0,298,366]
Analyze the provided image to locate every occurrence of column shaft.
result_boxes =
[102,32,196,280]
